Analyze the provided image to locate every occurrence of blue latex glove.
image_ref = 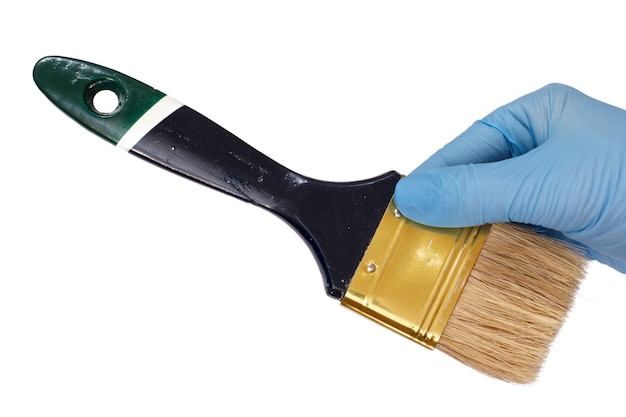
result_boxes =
[394,83,626,273]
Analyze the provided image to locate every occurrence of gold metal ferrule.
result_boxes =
[341,200,490,349]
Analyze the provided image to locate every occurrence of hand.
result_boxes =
[394,83,626,273]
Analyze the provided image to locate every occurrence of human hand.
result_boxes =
[394,83,626,273]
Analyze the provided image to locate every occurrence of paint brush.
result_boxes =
[33,56,587,383]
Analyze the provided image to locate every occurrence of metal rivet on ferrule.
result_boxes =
[366,262,377,273]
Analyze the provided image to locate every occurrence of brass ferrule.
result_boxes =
[341,200,490,349]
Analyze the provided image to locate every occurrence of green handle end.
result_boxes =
[34,56,165,145]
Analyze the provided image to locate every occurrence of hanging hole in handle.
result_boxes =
[84,79,125,116]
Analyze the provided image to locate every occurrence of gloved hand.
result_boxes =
[394,83,626,273]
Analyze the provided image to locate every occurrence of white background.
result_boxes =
[3,1,626,416]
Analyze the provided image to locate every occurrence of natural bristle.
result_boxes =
[437,223,587,384]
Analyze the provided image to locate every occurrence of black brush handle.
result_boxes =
[131,106,401,299]
[34,56,401,299]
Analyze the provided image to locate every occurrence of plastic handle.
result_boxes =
[33,56,401,299]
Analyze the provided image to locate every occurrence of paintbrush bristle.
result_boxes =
[437,223,587,383]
